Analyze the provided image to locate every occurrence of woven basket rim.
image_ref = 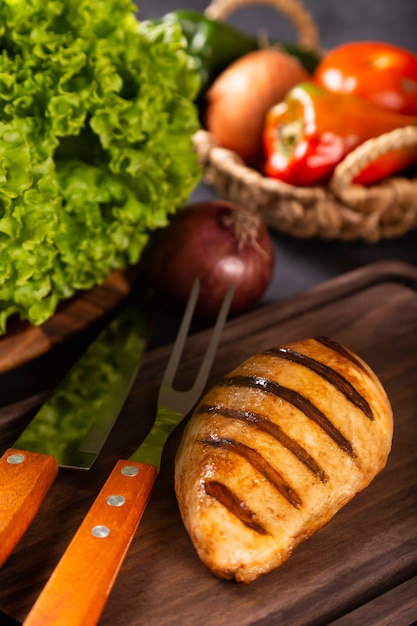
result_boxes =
[196,0,417,242]
[193,129,417,243]
[205,0,321,51]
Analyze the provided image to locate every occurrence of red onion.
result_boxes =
[148,200,275,319]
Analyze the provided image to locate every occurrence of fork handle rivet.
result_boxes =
[7,453,25,465]
[106,495,125,507]
[121,465,139,477]
[91,525,110,538]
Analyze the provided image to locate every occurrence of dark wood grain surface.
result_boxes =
[0,264,143,376]
[1,259,417,625]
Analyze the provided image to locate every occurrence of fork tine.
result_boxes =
[160,278,200,390]
[158,281,235,416]
[188,282,235,399]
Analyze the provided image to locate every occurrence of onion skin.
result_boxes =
[149,201,275,319]
[205,48,311,167]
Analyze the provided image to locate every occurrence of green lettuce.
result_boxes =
[0,0,202,332]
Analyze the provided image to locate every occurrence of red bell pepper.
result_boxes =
[314,41,417,116]
[263,81,417,186]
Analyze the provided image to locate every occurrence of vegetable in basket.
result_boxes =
[314,41,417,116]
[263,82,417,186]
[205,48,311,167]
[0,0,202,333]
[150,9,321,99]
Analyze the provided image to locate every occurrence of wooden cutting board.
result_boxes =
[1,259,417,626]
[0,264,143,375]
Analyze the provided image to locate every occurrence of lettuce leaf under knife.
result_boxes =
[0,0,202,332]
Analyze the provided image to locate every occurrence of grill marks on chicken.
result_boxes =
[195,340,366,528]
[202,437,303,510]
[175,336,393,583]
[197,403,328,483]
[265,343,375,421]
[203,480,268,535]
[218,375,357,458]
[314,335,369,373]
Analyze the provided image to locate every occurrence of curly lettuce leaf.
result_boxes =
[0,0,202,332]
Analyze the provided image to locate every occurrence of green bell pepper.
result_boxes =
[152,9,320,98]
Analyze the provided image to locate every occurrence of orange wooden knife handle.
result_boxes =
[0,448,58,567]
[23,459,158,626]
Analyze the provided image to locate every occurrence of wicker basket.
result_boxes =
[193,0,417,242]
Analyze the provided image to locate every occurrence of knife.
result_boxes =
[0,293,149,567]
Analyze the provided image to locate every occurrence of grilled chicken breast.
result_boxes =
[174,336,393,583]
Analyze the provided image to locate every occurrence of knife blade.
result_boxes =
[0,294,149,567]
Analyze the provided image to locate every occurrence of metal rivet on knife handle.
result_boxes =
[121,465,139,477]
[0,449,59,568]
[6,453,26,465]
[0,296,149,568]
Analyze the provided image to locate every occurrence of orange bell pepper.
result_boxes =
[263,81,417,186]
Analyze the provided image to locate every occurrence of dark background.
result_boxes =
[135,0,417,314]
[136,0,417,53]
